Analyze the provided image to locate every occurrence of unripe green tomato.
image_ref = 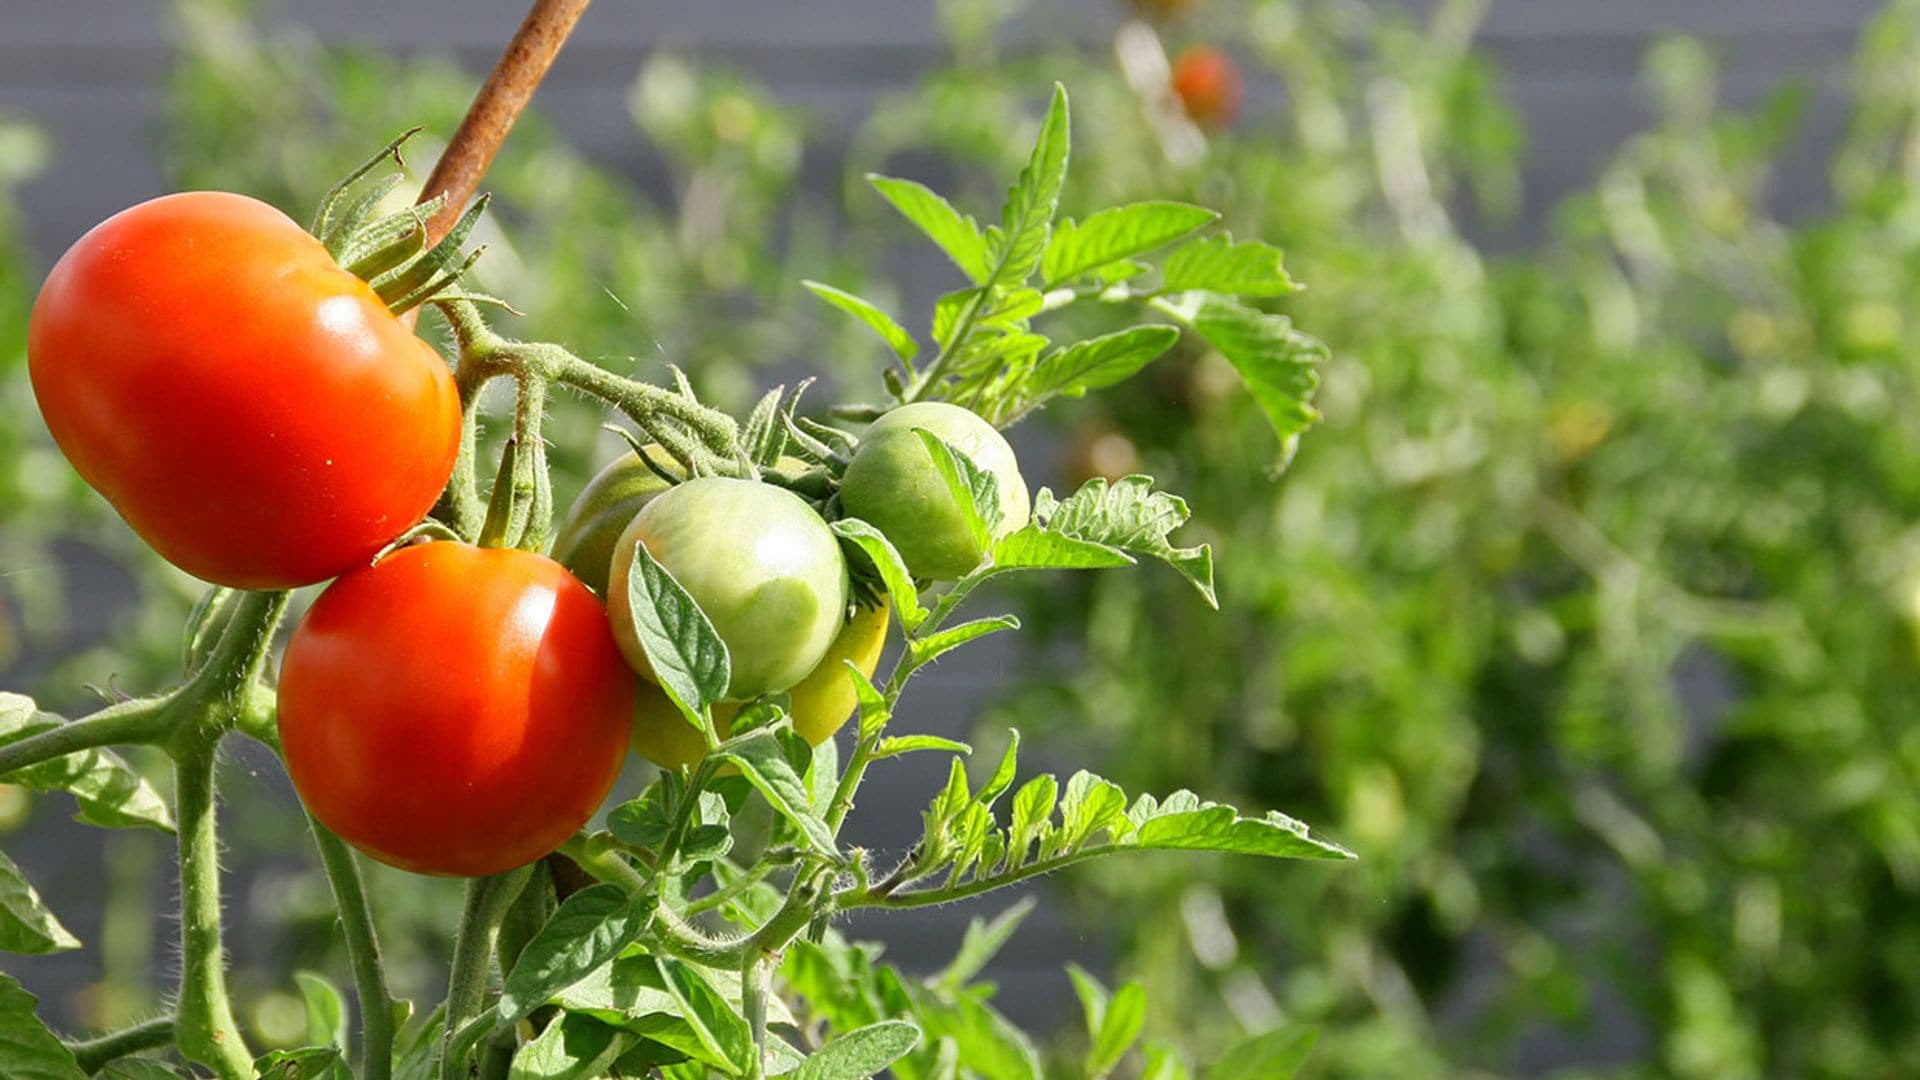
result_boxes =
[608,476,850,700]
[551,449,673,596]
[839,402,1031,580]
[631,602,891,769]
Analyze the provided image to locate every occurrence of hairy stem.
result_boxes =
[546,349,742,459]
[0,695,171,778]
[743,954,772,1080]
[171,740,253,1080]
[64,1015,175,1073]
[311,822,395,1080]
[441,868,532,1080]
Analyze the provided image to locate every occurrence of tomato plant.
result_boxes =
[278,542,634,878]
[0,21,1343,1080]
[26,191,462,590]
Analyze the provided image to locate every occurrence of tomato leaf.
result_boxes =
[0,974,86,1080]
[254,1047,346,1080]
[804,281,919,364]
[499,885,653,1024]
[794,1020,921,1080]
[1007,775,1059,871]
[509,1012,632,1080]
[716,729,837,857]
[650,957,754,1075]
[975,730,1021,809]
[1076,969,1145,1078]
[830,519,928,632]
[0,850,79,955]
[873,735,973,760]
[913,429,1002,547]
[866,175,990,284]
[294,970,349,1053]
[1156,234,1298,297]
[936,897,1036,992]
[620,542,731,726]
[1021,325,1180,404]
[1157,292,1325,449]
[0,693,173,832]
[1023,477,1215,607]
[1208,1026,1318,1080]
[850,666,890,743]
[987,84,1071,294]
[1042,202,1219,289]
[908,616,1020,669]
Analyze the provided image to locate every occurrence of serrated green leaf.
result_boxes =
[804,281,919,363]
[0,974,86,1080]
[989,527,1135,574]
[1052,771,1131,856]
[1208,1026,1318,1080]
[608,785,678,851]
[794,1020,921,1080]
[500,885,653,1024]
[1125,799,1353,861]
[0,694,173,832]
[1159,235,1298,297]
[621,542,731,723]
[0,850,78,955]
[868,175,990,283]
[718,730,837,856]
[1161,293,1326,445]
[1008,775,1058,869]
[850,667,890,743]
[907,616,1021,668]
[509,1013,632,1080]
[831,519,928,632]
[1043,202,1218,288]
[874,735,973,759]
[1028,478,1215,605]
[1024,325,1180,403]
[913,430,1000,548]
[988,84,1071,290]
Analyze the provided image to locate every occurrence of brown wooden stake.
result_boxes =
[416,0,594,244]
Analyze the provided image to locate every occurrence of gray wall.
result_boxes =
[0,0,1887,1056]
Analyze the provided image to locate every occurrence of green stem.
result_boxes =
[557,833,653,893]
[441,868,532,1080]
[64,1015,176,1073]
[743,954,772,1080]
[171,740,254,1080]
[0,695,171,777]
[900,288,985,404]
[310,821,395,1080]
[837,848,1108,911]
[545,349,740,458]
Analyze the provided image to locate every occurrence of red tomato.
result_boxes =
[277,543,634,877]
[1171,46,1243,129]
[28,192,460,589]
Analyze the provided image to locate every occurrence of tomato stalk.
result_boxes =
[63,1015,176,1073]
[309,821,396,1080]
[440,867,533,1080]
[171,739,254,1080]
[0,693,170,777]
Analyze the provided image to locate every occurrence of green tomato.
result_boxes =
[839,401,1031,580]
[550,449,672,595]
[608,476,850,700]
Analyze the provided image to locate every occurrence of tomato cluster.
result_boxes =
[30,189,1035,878]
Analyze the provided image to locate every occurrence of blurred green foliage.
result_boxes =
[7,0,1920,1074]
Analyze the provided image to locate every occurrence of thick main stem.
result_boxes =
[172,742,253,1080]
[416,0,595,243]
[311,822,395,1080]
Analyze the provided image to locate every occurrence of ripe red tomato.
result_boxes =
[1171,46,1243,129]
[28,191,461,589]
[277,543,633,877]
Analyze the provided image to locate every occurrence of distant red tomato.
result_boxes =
[277,543,634,877]
[28,191,460,589]
[1172,46,1243,129]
